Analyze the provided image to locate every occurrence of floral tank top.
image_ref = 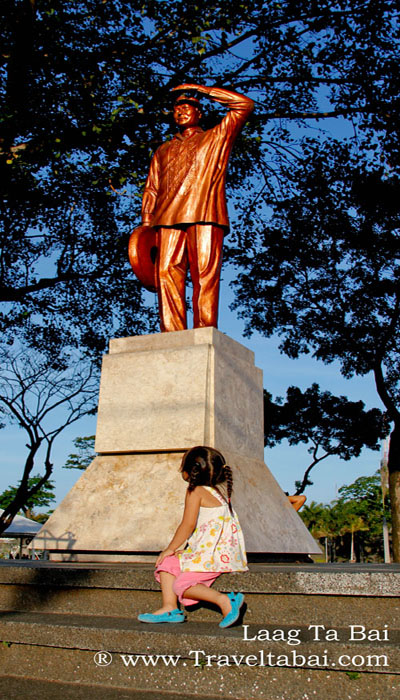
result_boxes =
[178,486,248,573]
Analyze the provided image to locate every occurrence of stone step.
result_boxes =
[0,625,399,700]
[1,562,399,698]
[0,610,399,672]
[0,670,399,700]
[0,677,222,700]
[1,582,399,630]
[1,562,399,628]
[2,561,399,597]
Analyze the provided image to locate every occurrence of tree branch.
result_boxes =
[295,451,332,495]
[0,269,103,301]
[373,360,400,423]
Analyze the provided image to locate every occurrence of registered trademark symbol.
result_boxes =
[94,650,113,666]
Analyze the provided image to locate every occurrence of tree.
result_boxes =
[228,0,400,556]
[336,472,391,559]
[328,473,390,561]
[233,143,400,558]
[0,346,98,535]
[1,1,398,357]
[0,0,257,357]
[0,474,55,519]
[300,501,334,562]
[264,384,387,494]
[63,435,96,471]
[299,500,328,540]
[300,472,391,561]
[334,502,368,562]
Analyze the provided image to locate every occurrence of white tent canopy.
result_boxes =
[0,509,42,538]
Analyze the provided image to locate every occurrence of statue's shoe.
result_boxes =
[137,608,185,623]
[219,592,245,628]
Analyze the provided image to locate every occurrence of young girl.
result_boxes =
[138,445,248,628]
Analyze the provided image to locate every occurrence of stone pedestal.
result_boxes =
[95,328,264,459]
[32,328,320,560]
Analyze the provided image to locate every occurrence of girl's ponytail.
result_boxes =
[187,463,201,492]
[223,464,234,514]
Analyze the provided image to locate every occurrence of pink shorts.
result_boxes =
[154,554,220,606]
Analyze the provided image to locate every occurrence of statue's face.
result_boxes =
[173,102,201,129]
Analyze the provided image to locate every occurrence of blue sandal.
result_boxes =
[219,592,245,628]
[138,608,185,624]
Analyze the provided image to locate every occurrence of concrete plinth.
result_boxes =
[32,328,320,559]
[95,327,264,459]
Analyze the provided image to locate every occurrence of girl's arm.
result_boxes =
[155,488,201,566]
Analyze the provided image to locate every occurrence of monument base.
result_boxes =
[32,328,320,560]
[32,450,319,561]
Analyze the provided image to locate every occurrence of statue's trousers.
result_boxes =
[156,224,224,332]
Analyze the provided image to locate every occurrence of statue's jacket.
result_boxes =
[142,87,254,231]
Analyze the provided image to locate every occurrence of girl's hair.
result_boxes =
[180,445,234,513]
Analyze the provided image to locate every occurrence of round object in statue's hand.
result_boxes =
[128,225,158,293]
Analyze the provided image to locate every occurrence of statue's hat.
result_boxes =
[173,92,201,108]
[128,225,158,293]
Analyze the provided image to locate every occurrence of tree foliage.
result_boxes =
[300,472,390,562]
[2,0,398,356]
[264,384,387,493]
[0,474,55,519]
[233,135,400,556]
[225,0,400,558]
[63,435,96,471]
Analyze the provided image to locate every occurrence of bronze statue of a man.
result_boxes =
[132,83,254,332]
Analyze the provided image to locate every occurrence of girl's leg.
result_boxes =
[151,572,179,614]
[152,556,183,614]
[183,584,231,616]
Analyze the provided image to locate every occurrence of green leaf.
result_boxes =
[346,672,361,680]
